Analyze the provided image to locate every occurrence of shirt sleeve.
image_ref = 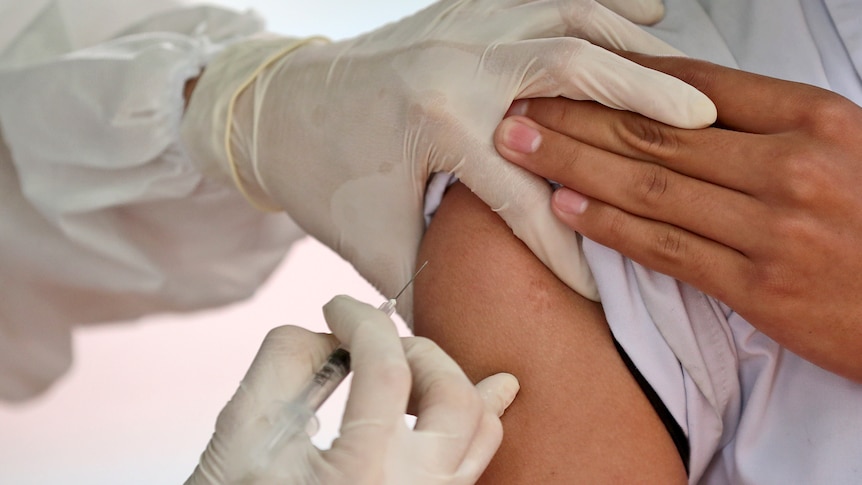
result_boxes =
[0,4,305,401]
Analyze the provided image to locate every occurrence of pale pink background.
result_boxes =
[0,1,432,483]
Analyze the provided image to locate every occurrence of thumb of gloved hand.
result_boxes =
[475,373,521,418]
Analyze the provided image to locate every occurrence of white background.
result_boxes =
[0,1,432,483]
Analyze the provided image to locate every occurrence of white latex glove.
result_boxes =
[597,0,665,25]
[182,0,716,321]
[187,295,520,484]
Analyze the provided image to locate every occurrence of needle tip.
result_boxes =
[392,261,430,301]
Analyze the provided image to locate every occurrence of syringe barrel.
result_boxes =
[297,347,351,412]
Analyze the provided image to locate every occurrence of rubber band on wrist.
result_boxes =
[224,36,330,212]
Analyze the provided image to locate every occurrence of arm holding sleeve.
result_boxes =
[0,5,304,401]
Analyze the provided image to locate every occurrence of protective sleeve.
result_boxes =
[0,5,305,401]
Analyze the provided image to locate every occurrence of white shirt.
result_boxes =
[0,0,304,401]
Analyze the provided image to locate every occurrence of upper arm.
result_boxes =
[413,182,686,483]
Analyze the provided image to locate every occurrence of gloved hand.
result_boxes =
[596,0,665,25]
[186,295,520,484]
[182,0,715,321]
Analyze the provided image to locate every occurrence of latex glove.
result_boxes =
[187,295,520,484]
[596,0,665,25]
[494,53,862,383]
[182,0,716,321]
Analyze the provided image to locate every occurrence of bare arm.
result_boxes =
[413,182,686,483]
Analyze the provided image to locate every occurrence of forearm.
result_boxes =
[0,6,303,401]
[413,182,686,483]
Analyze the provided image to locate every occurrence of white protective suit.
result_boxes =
[426,0,862,483]
[0,1,305,401]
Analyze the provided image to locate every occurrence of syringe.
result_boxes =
[255,262,428,465]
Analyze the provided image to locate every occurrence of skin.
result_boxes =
[183,74,201,110]
[413,182,687,484]
[494,54,862,383]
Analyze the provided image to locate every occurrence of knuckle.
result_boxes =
[618,115,680,157]
[351,314,379,333]
[631,164,671,207]
[372,357,412,391]
[403,335,440,358]
[768,215,818,249]
[650,226,687,263]
[672,59,721,96]
[259,325,317,356]
[551,101,574,131]
[263,324,305,343]
[745,218,818,303]
[603,209,630,245]
[404,337,483,414]
[746,260,799,301]
[779,148,826,204]
[447,377,484,412]
[421,371,483,419]
[540,38,590,81]
[558,37,590,65]
[559,141,587,174]
[445,381,485,421]
[796,90,853,134]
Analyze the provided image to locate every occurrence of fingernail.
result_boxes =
[477,373,521,417]
[500,118,541,154]
[497,374,520,417]
[488,374,520,418]
[505,99,529,117]
[554,188,588,214]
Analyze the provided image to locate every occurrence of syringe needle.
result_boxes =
[394,260,428,301]
[379,261,429,316]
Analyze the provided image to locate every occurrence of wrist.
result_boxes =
[180,35,327,211]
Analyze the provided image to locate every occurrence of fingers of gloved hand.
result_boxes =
[614,52,826,133]
[231,326,339,423]
[497,39,715,129]
[550,187,751,301]
[596,0,665,25]
[495,115,766,251]
[449,408,506,485]
[474,373,521,418]
[430,374,518,484]
[476,1,674,55]
[455,144,599,300]
[559,1,676,54]
[506,98,770,193]
[323,296,412,450]
[189,327,336,485]
[400,336,488,471]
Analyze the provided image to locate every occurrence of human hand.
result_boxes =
[186,295,520,484]
[494,54,862,382]
[181,0,716,322]
[597,0,665,25]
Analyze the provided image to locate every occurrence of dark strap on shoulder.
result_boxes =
[613,337,690,475]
